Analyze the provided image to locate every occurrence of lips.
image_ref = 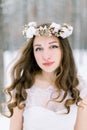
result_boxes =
[43,61,54,66]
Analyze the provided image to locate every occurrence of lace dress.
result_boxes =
[23,80,87,130]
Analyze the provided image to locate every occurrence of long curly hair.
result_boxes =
[2,23,81,117]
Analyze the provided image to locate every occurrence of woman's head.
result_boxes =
[21,22,74,76]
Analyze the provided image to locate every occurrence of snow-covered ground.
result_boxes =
[0,49,87,130]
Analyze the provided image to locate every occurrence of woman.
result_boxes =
[2,22,87,130]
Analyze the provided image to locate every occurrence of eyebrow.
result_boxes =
[49,41,58,44]
[34,41,58,47]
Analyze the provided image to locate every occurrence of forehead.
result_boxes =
[33,36,60,46]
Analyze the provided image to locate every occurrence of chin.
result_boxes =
[40,65,58,73]
[42,68,56,73]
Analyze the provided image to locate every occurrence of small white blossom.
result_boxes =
[26,26,36,38]
[60,24,73,38]
[50,22,61,32]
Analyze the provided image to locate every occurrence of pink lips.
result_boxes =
[43,61,54,66]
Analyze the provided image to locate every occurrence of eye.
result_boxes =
[35,47,43,51]
[50,45,59,49]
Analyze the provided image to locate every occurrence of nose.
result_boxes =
[42,50,51,61]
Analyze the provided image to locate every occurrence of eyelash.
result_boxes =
[35,48,43,51]
[35,45,59,51]
[50,45,59,49]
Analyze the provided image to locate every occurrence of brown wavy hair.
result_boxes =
[2,23,82,117]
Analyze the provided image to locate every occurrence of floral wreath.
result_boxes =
[22,22,73,39]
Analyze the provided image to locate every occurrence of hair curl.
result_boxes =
[2,23,82,117]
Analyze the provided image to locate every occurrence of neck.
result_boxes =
[39,71,56,85]
[35,71,57,89]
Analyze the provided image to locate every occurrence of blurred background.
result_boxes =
[0,0,87,129]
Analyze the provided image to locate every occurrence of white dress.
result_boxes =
[23,80,87,130]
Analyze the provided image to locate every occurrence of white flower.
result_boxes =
[59,24,73,38]
[50,22,61,32]
[28,22,37,27]
[26,26,36,38]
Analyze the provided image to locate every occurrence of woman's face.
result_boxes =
[33,36,62,73]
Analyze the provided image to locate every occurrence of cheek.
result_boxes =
[34,53,41,63]
[55,50,62,65]
[54,50,62,59]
